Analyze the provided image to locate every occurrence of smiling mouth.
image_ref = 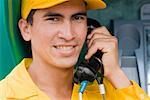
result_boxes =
[54,45,76,51]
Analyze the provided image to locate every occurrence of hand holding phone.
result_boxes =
[74,18,104,84]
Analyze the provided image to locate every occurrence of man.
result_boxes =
[0,0,149,100]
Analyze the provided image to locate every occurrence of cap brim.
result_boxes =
[85,0,106,10]
[22,0,69,19]
[22,0,106,19]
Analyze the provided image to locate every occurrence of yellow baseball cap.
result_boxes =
[21,0,106,19]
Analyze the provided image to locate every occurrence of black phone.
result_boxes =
[73,18,104,84]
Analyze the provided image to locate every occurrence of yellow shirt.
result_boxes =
[0,58,149,100]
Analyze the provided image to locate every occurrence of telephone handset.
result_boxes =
[73,50,104,84]
[73,18,104,84]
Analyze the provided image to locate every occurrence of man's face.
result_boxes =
[28,0,87,68]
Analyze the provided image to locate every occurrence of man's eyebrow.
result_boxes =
[43,12,64,18]
[71,12,87,17]
[43,11,87,18]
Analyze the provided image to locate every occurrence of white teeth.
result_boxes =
[55,46,74,50]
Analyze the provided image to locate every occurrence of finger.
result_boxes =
[87,33,113,47]
[85,42,99,60]
[85,39,108,60]
[87,26,111,39]
[93,26,111,36]
[87,32,111,40]
[85,38,118,60]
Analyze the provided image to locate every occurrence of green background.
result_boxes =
[0,0,150,80]
[0,0,31,80]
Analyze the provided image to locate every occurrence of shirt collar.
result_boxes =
[6,58,39,99]
[6,58,100,99]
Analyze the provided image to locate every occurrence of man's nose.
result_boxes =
[59,21,75,41]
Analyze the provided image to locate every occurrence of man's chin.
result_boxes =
[55,59,78,69]
[59,62,76,68]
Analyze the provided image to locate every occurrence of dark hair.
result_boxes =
[26,9,36,25]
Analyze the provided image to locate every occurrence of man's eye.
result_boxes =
[73,15,86,22]
[45,17,60,22]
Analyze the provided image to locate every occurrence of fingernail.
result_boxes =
[85,55,88,59]
[87,34,91,39]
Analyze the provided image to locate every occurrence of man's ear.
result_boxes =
[18,19,31,41]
